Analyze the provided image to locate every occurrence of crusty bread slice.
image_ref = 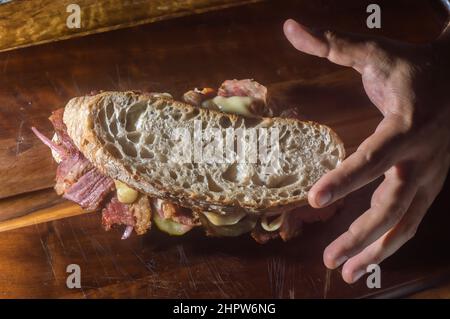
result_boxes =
[64,91,345,214]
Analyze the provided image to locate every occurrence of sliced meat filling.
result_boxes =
[218,79,268,104]
[182,79,271,117]
[102,197,134,231]
[55,152,92,195]
[63,169,114,211]
[183,87,216,107]
[160,200,200,227]
[33,108,151,237]
[102,195,152,239]
[49,108,79,155]
[45,108,114,211]
[153,199,199,228]
[251,202,342,243]
[131,195,152,235]
[251,223,281,244]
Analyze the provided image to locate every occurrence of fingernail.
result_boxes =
[284,19,297,33]
[316,190,332,207]
[334,255,348,268]
[352,269,366,283]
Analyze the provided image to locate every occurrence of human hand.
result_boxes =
[283,19,450,283]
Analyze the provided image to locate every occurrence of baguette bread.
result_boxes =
[63,91,345,215]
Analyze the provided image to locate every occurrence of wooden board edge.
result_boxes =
[0,201,88,233]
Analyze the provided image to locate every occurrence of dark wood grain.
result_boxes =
[0,0,448,298]
[0,0,262,53]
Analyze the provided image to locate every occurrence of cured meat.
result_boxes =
[251,223,280,244]
[34,111,142,236]
[34,108,115,211]
[63,169,114,211]
[102,195,152,239]
[278,211,303,242]
[182,88,216,107]
[162,201,199,226]
[55,152,92,195]
[102,197,135,231]
[130,195,152,235]
[250,212,303,244]
[153,199,199,227]
[48,108,78,155]
[252,202,342,243]
[218,79,268,104]
[218,79,271,116]
[31,127,66,158]
[277,203,339,242]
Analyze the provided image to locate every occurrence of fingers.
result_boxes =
[283,19,372,73]
[325,138,448,284]
[340,190,430,283]
[308,116,406,208]
[284,19,406,210]
[323,164,417,270]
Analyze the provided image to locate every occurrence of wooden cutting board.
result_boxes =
[0,0,448,298]
[0,0,263,53]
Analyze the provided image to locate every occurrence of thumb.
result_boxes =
[283,19,372,73]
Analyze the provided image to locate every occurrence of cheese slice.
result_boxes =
[261,213,284,232]
[211,96,254,117]
[114,180,138,204]
[153,214,192,236]
[202,211,246,226]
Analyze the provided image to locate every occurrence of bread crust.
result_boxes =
[64,91,345,215]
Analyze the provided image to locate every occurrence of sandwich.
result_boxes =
[32,79,345,243]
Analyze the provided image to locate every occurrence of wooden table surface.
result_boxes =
[0,0,449,298]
